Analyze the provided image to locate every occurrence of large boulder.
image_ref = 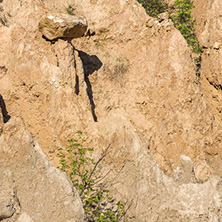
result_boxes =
[39,13,87,40]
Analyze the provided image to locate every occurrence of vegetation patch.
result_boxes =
[58,131,125,222]
[170,0,202,53]
[66,4,75,15]
[103,56,129,84]
[138,0,202,53]
[138,0,168,17]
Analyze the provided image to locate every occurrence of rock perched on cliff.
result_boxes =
[39,13,87,40]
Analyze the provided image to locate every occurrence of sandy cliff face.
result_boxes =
[192,0,222,176]
[71,0,222,180]
[1,0,222,221]
[0,117,85,222]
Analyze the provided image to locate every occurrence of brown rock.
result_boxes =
[192,0,222,176]
[146,17,158,28]
[213,42,221,50]
[89,109,222,221]
[158,12,169,22]
[1,0,222,220]
[192,0,222,48]
[0,117,85,222]
[39,13,87,40]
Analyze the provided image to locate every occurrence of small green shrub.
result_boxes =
[170,0,202,53]
[66,4,75,15]
[58,131,125,222]
[138,0,167,17]
[138,0,202,53]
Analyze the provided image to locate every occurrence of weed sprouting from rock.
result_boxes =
[66,4,75,15]
[138,0,168,17]
[170,0,202,53]
[138,0,202,53]
[58,131,125,222]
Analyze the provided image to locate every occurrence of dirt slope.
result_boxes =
[1,0,222,221]
[192,0,222,176]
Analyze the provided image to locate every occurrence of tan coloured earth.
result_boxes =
[1,0,222,221]
[192,0,222,176]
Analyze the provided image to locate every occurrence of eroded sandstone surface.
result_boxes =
[39,13,87,40]
[0,117,84,222]
[192,0,222,177]
[0,0,222,221]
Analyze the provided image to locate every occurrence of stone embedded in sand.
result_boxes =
[39,13,87,40]
[0,199,15,220]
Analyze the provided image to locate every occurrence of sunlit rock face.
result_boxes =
[39,13,87,40]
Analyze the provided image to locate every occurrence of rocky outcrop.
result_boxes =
[39,13,87,40]
[192,0,222,49]
[192,0,222,176]
[71,0,219,181]
[90,109,222,221]
[1,0,222,221]
[0,117,84,222]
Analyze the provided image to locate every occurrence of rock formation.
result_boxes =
[89,109,222,221]
[192,0,222,177]
[39,13,87,40]
[0,117,84,221]
[0,0,222,221]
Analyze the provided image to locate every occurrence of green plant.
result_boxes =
[58,131,125,222]
[138,0,202,53]
[66,4,75,15]
[138,0,167,17]
[171,0,202,53]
